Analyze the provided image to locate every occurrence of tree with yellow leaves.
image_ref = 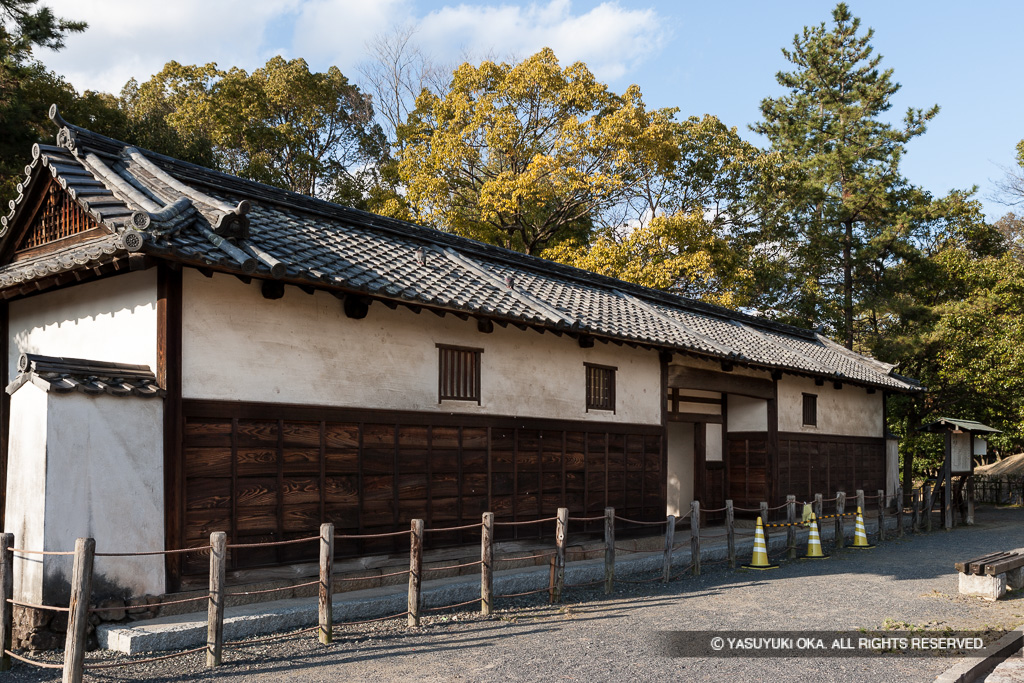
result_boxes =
[398,48,676,255]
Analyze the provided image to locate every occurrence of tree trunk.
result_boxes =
[843,218,854,349]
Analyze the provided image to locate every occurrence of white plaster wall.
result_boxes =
[44,392,165,600]
[182,271,661,424]
[8,271,158,385]
[776,376,883,436]
[706,423,723,462]
[5,382,48,603]
[666,422,694,517]
[727,395,767,432]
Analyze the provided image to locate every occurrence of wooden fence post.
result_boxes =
[786,495,796,560]
[408,519,423,627]
[759,502,769,547]
[856,490,865,517]
[911,488,920,532]
[662,514,676,583]
[896,489,904,538]
[206,531,226,668]
[319,523,334,645]
[877,489,886,542]
[725,500,735,569]
[552,508,568,604]
[690,502,701,576]
[813,493,822,519]
[604,507,615,594]
[0,533,13,672]
[835,492,846,549]
[63,537,95,683]
[481,512,494,614]
[923,482,933,533]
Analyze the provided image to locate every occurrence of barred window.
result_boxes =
[438,345,482,404]
[802,393,817,426]
[585,363,616,412]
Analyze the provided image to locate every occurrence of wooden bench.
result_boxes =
[955,550,1024,600]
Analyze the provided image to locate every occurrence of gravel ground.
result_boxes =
[7,505,1024,682]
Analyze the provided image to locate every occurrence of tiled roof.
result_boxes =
[7,354,164,398]
[0,107,923,393]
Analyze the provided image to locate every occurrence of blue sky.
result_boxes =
[37,1,1021,221]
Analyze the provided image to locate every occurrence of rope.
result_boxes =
[568,515,605,522]
[96,546,212,557]
[493,517,558,527]
[334,568,410,581]
[336,530,411,540]
[227,535,319,549]
[424,559,482,572]
[700,506,728,513]
[83,646,207,669]
[148,595,208,608]
[226,580,318,597]
[7,599,69,612]
[496,551,556,563]
[3,650,63,669]
[225,625,319,647]
[767,502,790,511]
[425,522,484,533]
[614,516,667,526]
[494,587,551,598]
[565,579,605,589]
[613,545,658,554]
[335,611,409,626]
[423,597,482,612]
[8,548,73,556]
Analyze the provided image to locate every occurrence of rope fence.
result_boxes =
[0,488,939,682]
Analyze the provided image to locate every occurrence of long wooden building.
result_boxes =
[0,107,921,599]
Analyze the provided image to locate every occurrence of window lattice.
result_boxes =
[18,182,96,252]
[438,345,482,403]
[586,364,616,412]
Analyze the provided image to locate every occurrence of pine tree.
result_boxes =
[753,3,938,349]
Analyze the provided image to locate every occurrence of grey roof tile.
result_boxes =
[0,119,923,393]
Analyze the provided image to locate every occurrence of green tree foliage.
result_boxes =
[0,0,90,201]
[124,57,386,203]
[398,48,677,255]
[752,3,939,349]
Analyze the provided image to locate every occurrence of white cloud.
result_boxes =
[35,0,301,94]
[416,0,668,83]
[29,0,666,96]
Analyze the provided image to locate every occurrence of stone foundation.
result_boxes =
[958,572,1007,601]
[12,595,165,652]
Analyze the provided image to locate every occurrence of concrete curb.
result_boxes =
[97,516,899,654]
[934,627,1023,683]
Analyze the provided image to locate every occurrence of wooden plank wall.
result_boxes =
[180,401,664,578]
[726,435,768,511]
[777,434,885,503]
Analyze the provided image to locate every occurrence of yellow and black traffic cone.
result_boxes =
[742,518,779,570]
[802,513,829,559]
[850,506,875,549]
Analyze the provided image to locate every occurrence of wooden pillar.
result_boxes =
[604,507,615,594]
[689,502,700,576]
[552,508,568,604]
[923,482,933,533]
[408,519,423,627]
[813,493,822,519]
[0,533,12,672]
[785,495,796,560]
[856,490,865,516]
[662,514,676,583]
[877,489,886,542]
[481,512,494,614]
[759,501,769,547]
[835,492,846,549]
[206,532,226,668]
[725,500,735,569]
[911,488,920,532]
[318,523,334,644]
[966,476,975,526]
[63,538,95,683]
[896,489,904,538]
[943,439,953,531]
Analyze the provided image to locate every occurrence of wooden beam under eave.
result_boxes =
[669,365,774,401]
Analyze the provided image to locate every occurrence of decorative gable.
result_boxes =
[12,178,104,259]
